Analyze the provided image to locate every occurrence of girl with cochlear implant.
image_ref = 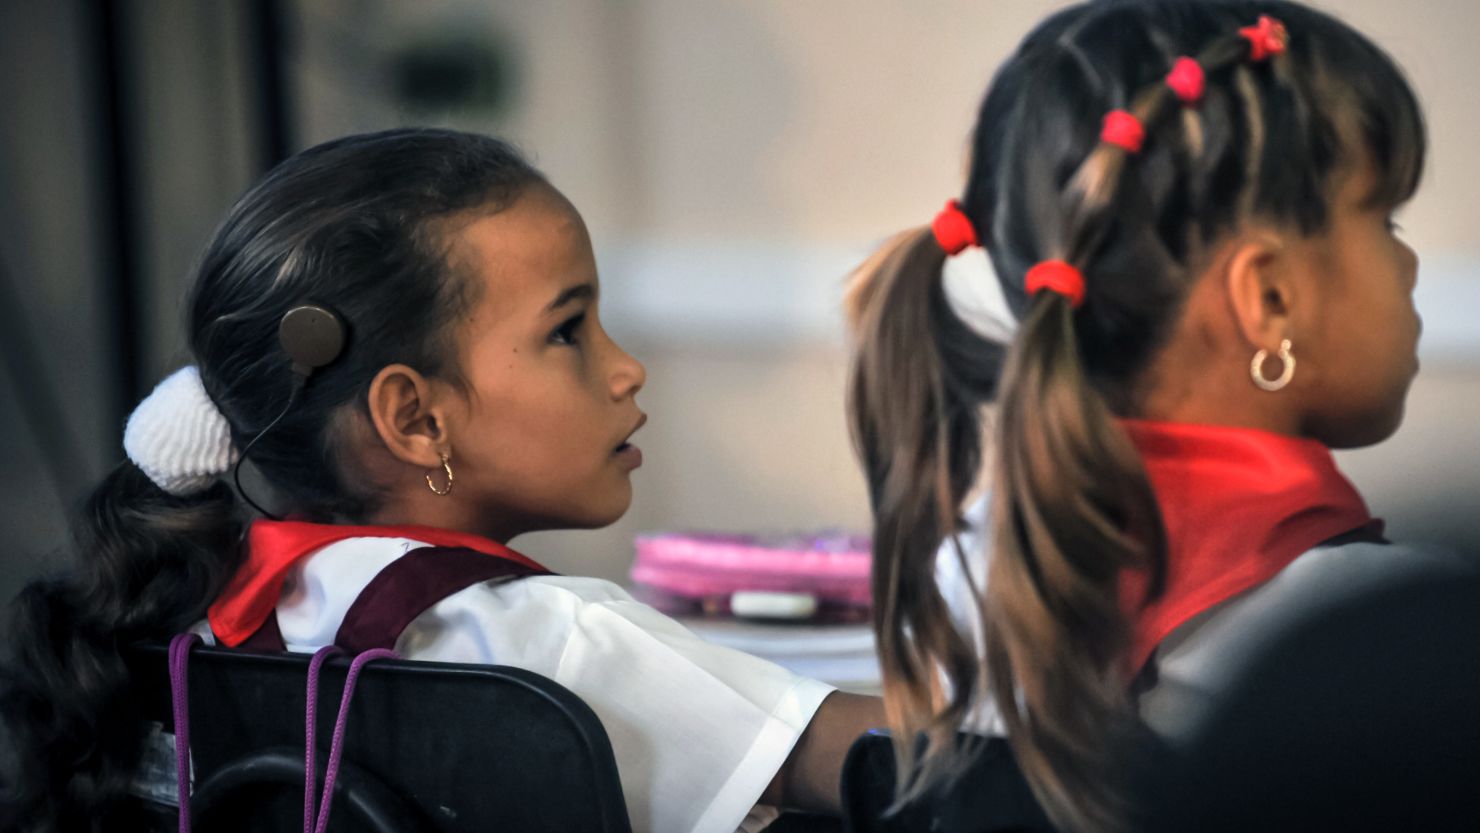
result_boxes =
[3,128,880,833]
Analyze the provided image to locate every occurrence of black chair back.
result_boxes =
[1137,568,1480,832]
[124,641,632,833]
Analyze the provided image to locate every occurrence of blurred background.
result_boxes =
[2,0,1478,615]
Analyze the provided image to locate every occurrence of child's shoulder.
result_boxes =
[1277,538,1477,599]
[1149,539,1474,700]
[436,567,657,628]
[497,573,638,606]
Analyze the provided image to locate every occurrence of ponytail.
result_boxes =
[846,228,1003,801]
[976,52,1174,833]
[983,292,1164,833]
[1,462,244,831]
[854,2,1428,830]
[848,229,1164,831]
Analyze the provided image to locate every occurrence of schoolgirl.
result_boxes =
[845,1,1469,830]
[2,129,879,833]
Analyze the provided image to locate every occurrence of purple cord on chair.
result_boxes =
[168,634,399,833]
[168,633,203,833]
[304,646,400,833]
[303,646,342,833]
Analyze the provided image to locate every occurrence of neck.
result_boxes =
[352,445,534,542]
[1134,376,1303,436]
[1131,285,1305,437]
[366,495,525,545]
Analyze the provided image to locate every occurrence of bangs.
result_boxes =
[1305,8,1427,208]
[1357,79,1426,208]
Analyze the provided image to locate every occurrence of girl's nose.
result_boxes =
[609,341,645,399]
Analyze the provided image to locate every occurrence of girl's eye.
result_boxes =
[1386,217,1405,234]
[551,313,585,346]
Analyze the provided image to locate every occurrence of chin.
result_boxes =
[1317,401,1407,450]
[571,489,634,530]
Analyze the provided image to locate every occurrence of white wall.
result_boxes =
[12,3,1466,619]
[292,0,1480,580]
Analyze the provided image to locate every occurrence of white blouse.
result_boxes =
[198,536,835,833]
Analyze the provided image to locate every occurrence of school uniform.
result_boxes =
[867,523,1477,833]
[197,522,835,833]
[936,420,1478,735]
[868,420,1480,832]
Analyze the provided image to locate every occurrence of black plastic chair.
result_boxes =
[123,640,632,833]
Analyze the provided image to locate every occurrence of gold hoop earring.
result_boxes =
[425,451,454,496]
[1251,338,1295,392]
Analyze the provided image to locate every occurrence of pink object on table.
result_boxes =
[631,532,872,622]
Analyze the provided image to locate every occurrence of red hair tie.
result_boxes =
[1240,15,1288,61]
[931,199,978,255]
[1025,260,1086,308]
[1101,110,1145,154]
[1165,57,1205,105]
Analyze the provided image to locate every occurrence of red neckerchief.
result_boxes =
[208,520,547,647]
[1121,419,1381,672]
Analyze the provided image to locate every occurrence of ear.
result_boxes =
[366,364,451,467]
[1222,231,1296,352]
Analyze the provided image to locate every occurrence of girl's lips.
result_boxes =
[614,413,647,468]
[614,443,643,469]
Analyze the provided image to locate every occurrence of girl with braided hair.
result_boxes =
[846,1,1465,830]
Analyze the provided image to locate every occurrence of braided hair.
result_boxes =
[847,2,1425,830]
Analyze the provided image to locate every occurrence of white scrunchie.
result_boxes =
[942,246,1018,345]
[123,366,240,496]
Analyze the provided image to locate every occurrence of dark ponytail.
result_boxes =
[851,2,1426,830]
[2,464,242,830]
[1,128,546,831]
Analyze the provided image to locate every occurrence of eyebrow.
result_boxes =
[545,283,596,313]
